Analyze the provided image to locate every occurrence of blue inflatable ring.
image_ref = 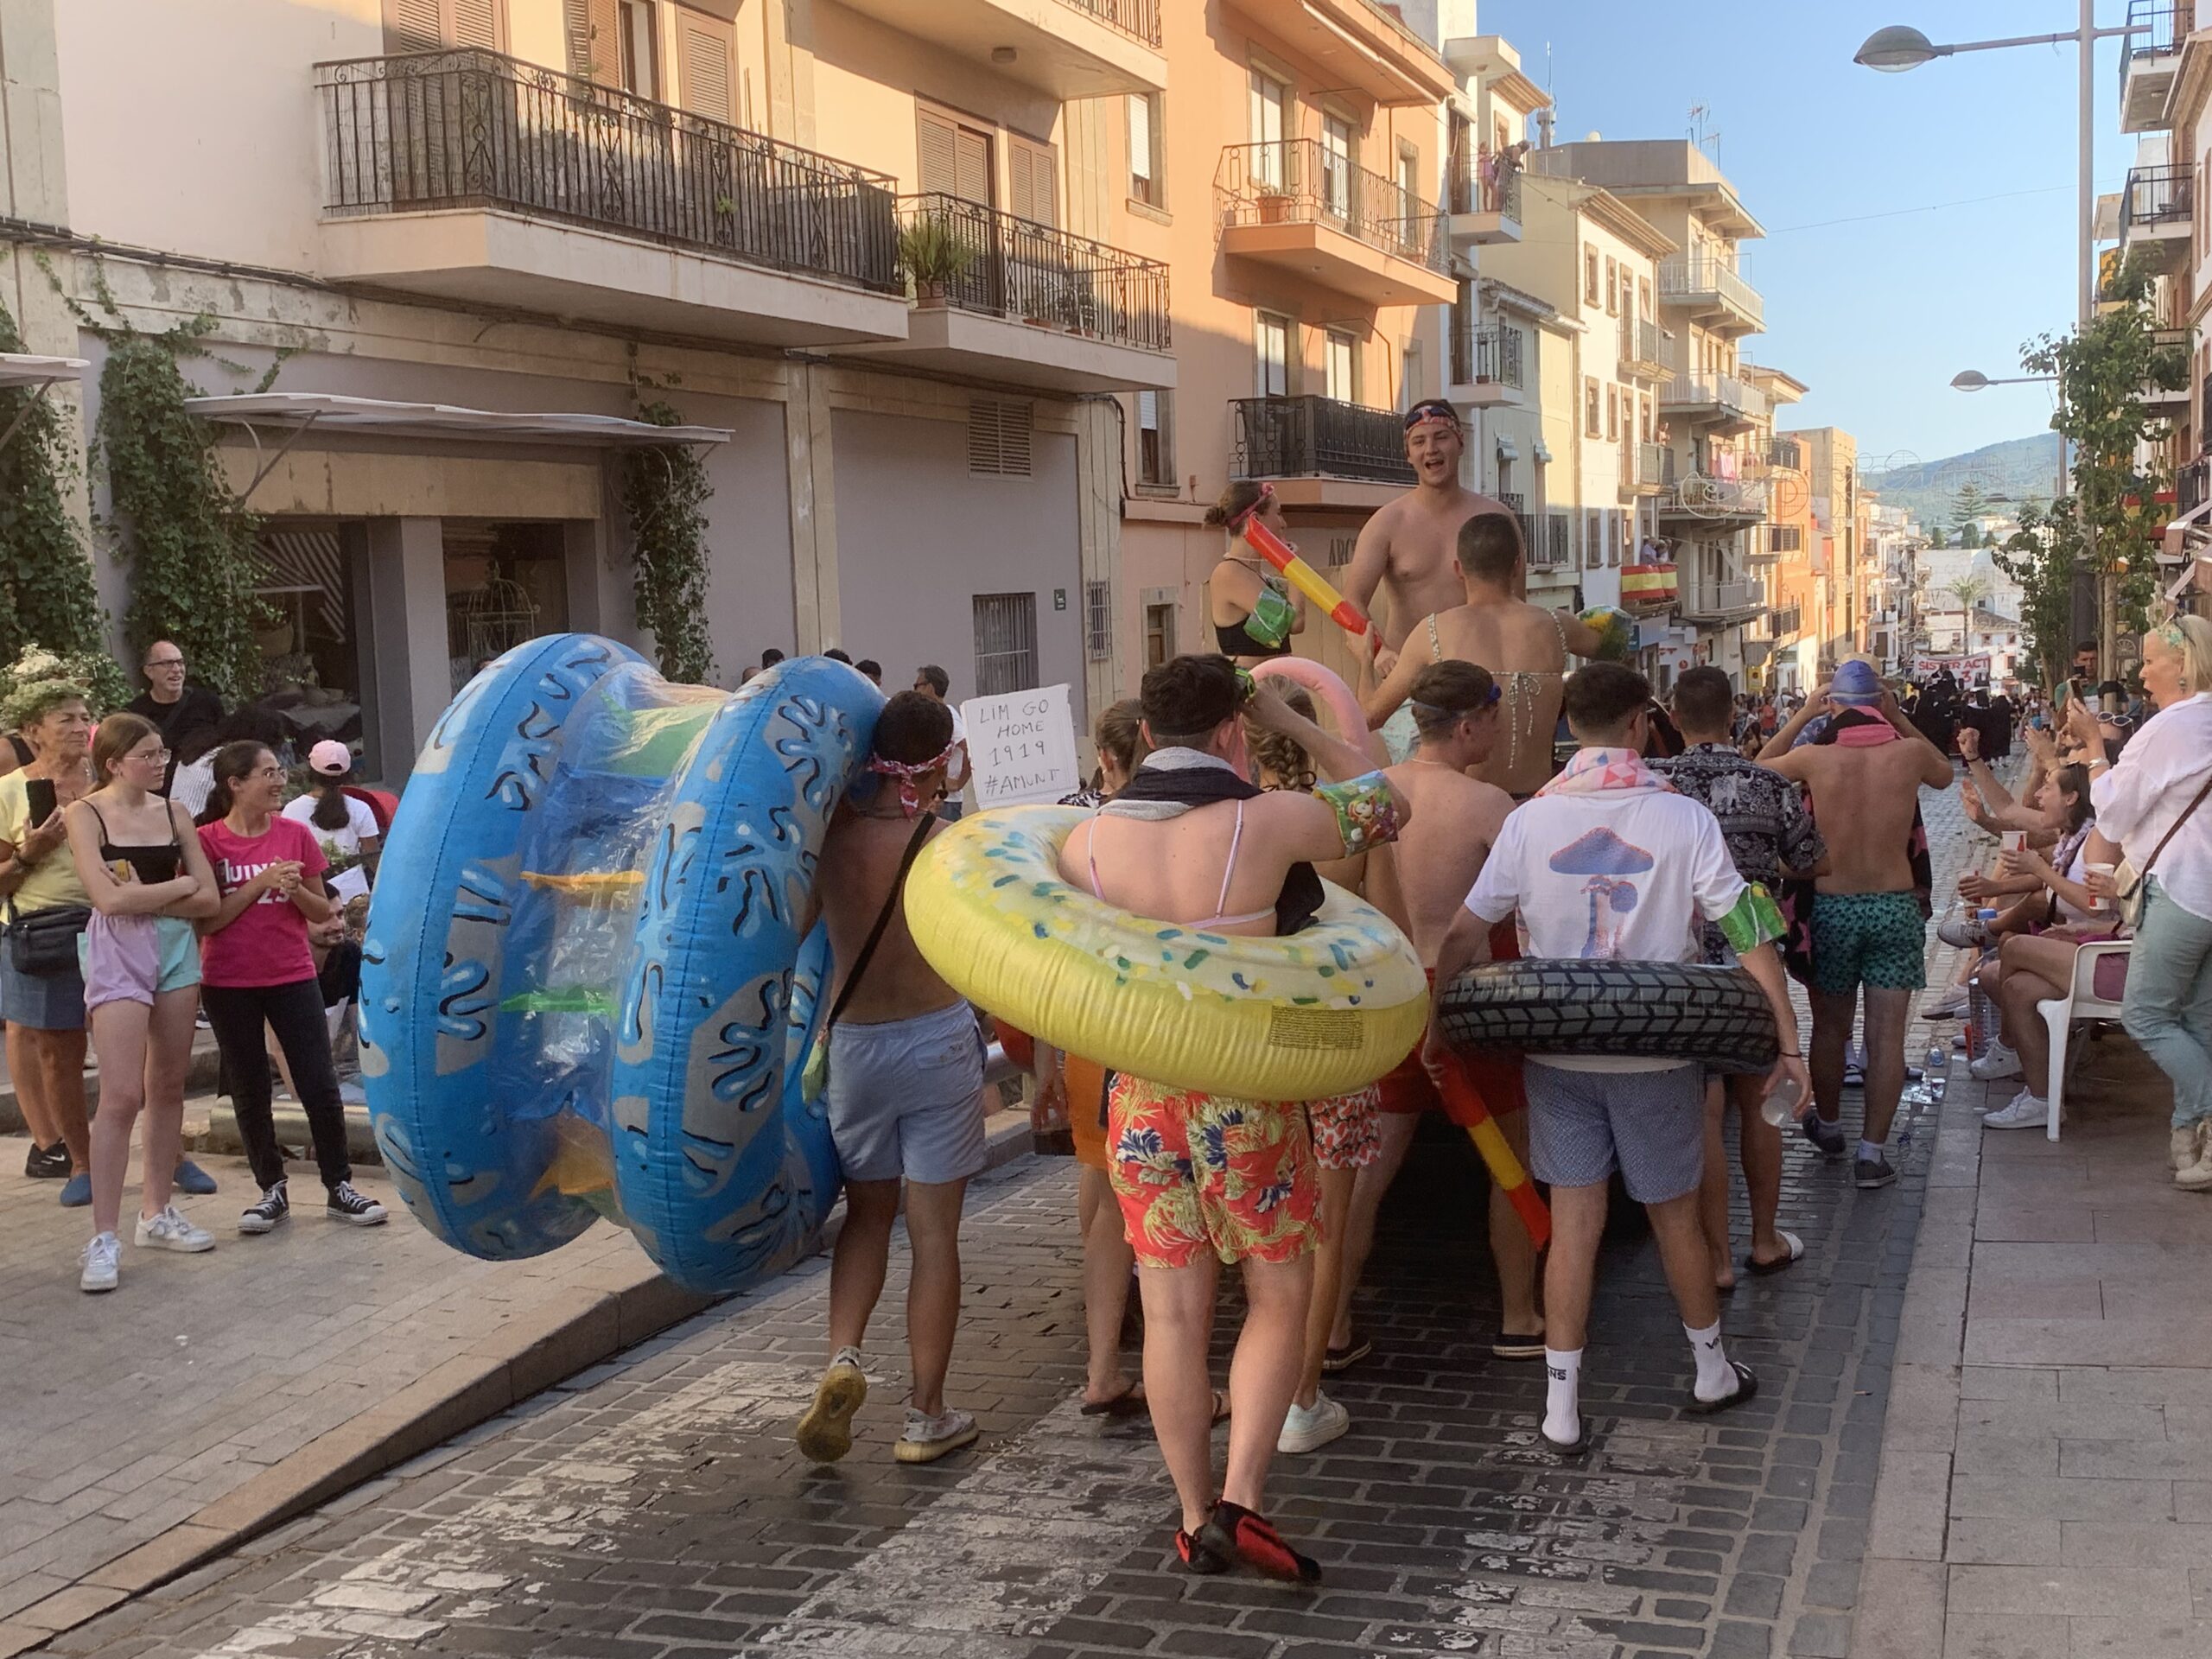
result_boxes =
[359,634,881,1294]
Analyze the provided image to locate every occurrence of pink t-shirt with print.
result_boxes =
[197,817,328,988]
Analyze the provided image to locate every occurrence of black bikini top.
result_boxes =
[86,800,182,886]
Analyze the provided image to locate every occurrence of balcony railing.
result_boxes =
[2123,163,2194,232]
[899,194,1168,352]
[1217,138,1448,275]
[1057,0,1162,47]
[1768,437,1804,473]
[2182,454,2211,516]
[315,50,900,293]
[1681,577,1765,620]
[1660,372,1769,423]
[1664,474,1767,517]
[1230,394,1414,484]
[2126,0,2190,59]
[1656,255,1764,328]
[1447,159,1522,220]
[1620,318,1675,373]
[1451,321,1523,389]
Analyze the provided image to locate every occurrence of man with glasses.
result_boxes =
[1343,403,1514,728]
[124,641,225,796]
[911,665,970,821]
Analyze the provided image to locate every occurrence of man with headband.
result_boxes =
[1764,660,1955,1188]
[1060,653,1409,1584]
[795,691,987,1469]
[1343,399,1513,754]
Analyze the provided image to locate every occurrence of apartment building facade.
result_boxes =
[1108,0,1453,695]
[7,0,1191,779]
[1789,426,1867,677]
[1527,139,1774,685]
[2114,9,2212,617]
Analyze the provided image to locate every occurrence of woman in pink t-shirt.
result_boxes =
[194,742,386,1235]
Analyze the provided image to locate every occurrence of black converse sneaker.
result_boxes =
[326,1181,388,1226]
[239,1181,289,1235]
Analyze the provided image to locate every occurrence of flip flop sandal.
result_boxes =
[1320,1336,1372,1373]
[1540,1418,1593,1459]
[1745,1231,1806,1277]
[1211,1389,1231,1426]
[1079,1382,1149,1419]
[1688,1361,1760,1416]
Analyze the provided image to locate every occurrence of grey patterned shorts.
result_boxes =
[1524,1062,1705,1202]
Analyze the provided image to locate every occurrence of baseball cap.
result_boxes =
[1830,661,1884,706]
[308,740,353,777]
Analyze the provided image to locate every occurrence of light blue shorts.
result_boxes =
[824,1001,988,1185]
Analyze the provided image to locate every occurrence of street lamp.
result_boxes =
[1949,370,2058,391]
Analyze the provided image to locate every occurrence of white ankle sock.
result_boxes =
[1542,1347,1582,1443]
[1857,1139,1884,1164]
[1686,1320,1735,1402]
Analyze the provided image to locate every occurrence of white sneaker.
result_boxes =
[1982,1089,2052,1131]
[79,1231,120,1293]
[1937,918,1990,950]
[1968,1043,2023,1082]
[1277,1391,1351,1454]
[133,1205,215,1254]
[2174,1126,2206,1172]
[1922,985,1971,1019]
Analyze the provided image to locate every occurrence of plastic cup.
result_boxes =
[2086,861,2115,911]
[2000,830,2026,854]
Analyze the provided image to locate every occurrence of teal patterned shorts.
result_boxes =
[1809,891,1927,995]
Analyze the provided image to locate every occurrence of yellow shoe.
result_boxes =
[796,1352,868,1464]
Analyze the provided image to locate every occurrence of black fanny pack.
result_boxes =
[4,900,92,978]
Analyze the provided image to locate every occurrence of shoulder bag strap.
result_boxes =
[2121,769,2212,901]
[821,811,938,1035]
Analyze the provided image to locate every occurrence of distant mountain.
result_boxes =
[1856,433,2064,531]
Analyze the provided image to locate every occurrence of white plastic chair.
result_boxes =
[2035,940,2133,1141]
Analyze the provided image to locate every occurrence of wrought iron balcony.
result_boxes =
[2121,1,2190,132]
[1217,138,1450,296]
[899,194,1167,353]
[1446,155,1522,244]
[1230,394,1414,485]
[1619,318,1675,378]
[1656,255,1764,334]
[2182,454,2211,516]
[1679,577,1766,621]
[1449,321,1523,391]
[1661,474,1767,520]
[2122,163,2193,261]
[1660,372,1769,429]
[1767,436,1804,473]
[316,49,899,296]
[1060,0,1161,46]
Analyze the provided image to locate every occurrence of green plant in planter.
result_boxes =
[898,214,974,302]
[0,297,112,690]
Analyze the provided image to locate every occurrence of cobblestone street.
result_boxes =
[45,794,1974,1659]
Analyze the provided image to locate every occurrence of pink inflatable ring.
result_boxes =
[1251,657,1389,766]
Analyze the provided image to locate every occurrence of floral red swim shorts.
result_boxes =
[1305,1084,1382,1172]
[1107,1075,1320,1270]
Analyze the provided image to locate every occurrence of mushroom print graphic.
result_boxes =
[1548,828,1656,958]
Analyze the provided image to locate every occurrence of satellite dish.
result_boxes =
[1585,130,1602,143]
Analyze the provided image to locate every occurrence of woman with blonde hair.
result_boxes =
[2069,615,2212,1183]
[63,712,222,1291]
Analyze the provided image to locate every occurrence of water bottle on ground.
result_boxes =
[1925,1042,1949,1103]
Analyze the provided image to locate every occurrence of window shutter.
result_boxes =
[918,110,957,197]
[676,8,733,121]
[450,0,501,48]
[565,0,620,83]
[385,0,444,51]
[1009,137,1057,226]
[955,127,992,206]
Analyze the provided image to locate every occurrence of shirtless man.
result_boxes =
[1364,512,1607,799]
[1764,662,1955,1189]
[796,691,988,1468]
[1344,400,1512,696]
[1337,661,1540,1362]
[1061,654,1408,1583]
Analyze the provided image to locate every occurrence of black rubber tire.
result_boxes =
[1437,959,1779,1075]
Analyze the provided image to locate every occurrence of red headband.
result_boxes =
[1224,480,1275,536]
[866,741,955,817]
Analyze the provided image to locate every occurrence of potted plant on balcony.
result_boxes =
[898,213,973,308]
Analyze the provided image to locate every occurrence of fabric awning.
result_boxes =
[181,392,732,447]
[0,353,88,389]
[2161,493,2212,561]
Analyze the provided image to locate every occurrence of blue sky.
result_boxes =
[1473,0,2131,468]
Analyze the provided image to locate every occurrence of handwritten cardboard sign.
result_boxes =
[962,683,1079,808]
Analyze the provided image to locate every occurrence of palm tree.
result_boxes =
[1944,570,1993,655]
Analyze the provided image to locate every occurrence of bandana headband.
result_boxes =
[1402,399,1461,433]
[1224,480,1275,537]
[1410,683,1502,723]
[867,741,955,817]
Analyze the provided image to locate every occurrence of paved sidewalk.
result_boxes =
[0,1136,710,1648]
[1854,943,2210,1656]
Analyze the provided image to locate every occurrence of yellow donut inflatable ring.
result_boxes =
[905,805,1426,1100]
[1251,657,1389,767]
